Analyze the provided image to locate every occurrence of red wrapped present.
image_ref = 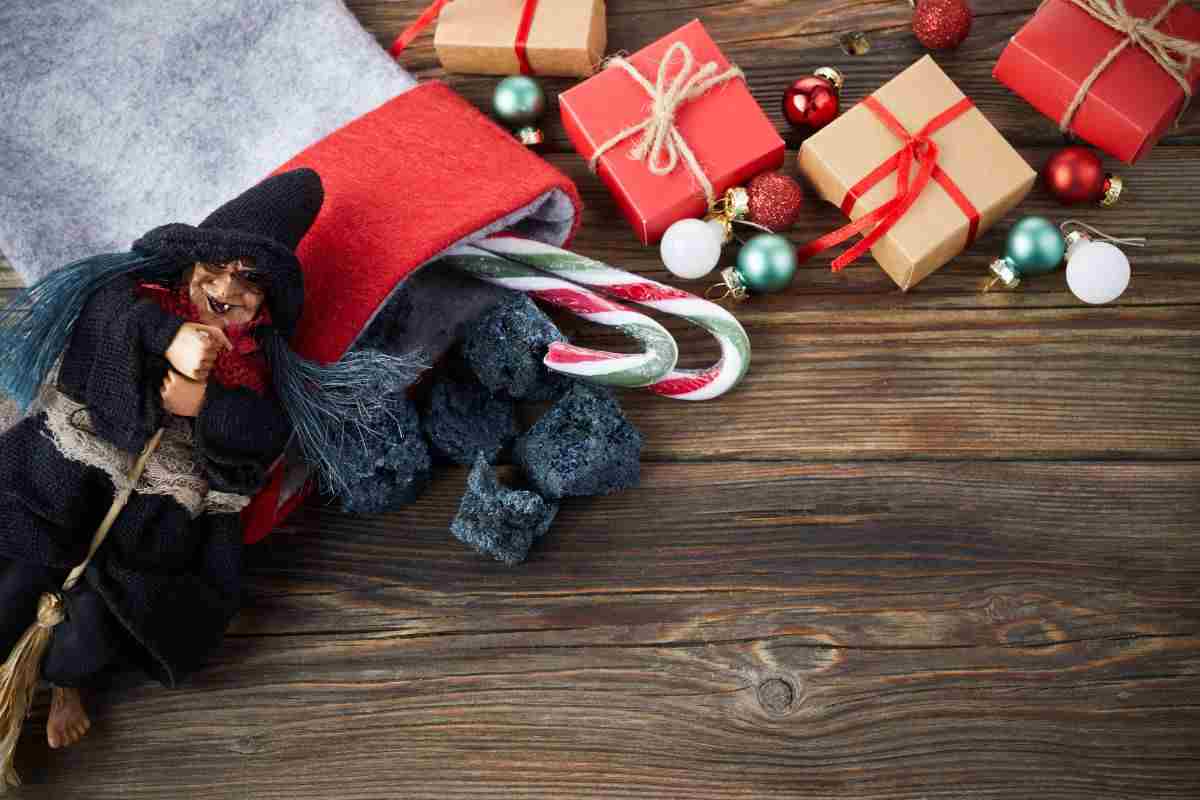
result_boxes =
[560,19,785,244]
[994,0,1200,164]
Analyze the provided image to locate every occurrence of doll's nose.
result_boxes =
[210,272,233,295]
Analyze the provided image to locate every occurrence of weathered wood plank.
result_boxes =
[238,460,1200,634]
[16,460,1200,799]
[572,303,1200,461]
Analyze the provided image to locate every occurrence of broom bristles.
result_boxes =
[0,592,65,794]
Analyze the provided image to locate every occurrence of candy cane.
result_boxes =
[442,245,678,388]
[474,236,751,401]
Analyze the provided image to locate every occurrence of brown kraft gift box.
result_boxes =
[799,56,1036,290]
[434,0,607,77]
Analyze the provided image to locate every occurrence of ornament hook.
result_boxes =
[1059,219,1147,248]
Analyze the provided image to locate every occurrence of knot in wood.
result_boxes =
[756,675,801,716]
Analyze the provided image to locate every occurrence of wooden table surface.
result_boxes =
[5,1,1200,798]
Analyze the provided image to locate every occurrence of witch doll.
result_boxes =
[0,168,416,789]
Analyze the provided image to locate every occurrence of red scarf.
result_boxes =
[136,283,272,396]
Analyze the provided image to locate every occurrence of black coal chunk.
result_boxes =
[451,455,559,565]
[423,376,518,465]
[337,396,432,514]
[462,293,570,401]
[514,382,642,500]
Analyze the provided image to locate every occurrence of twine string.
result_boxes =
[1060,218,1148,247]
[588,42,745,206]
[1055,0,1200,130]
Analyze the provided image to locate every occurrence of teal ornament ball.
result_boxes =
[1006,216,1066,277]
[736,233,797,293]
[492,76,546,126]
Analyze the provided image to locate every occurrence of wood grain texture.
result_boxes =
[4,0,1200,798]
[15,462,1200,799]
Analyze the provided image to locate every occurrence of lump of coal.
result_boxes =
[514,382,641,500]
[337,396,431,514]
[451,455,559,565]
[423,376,518,465]
[462,292,570,401]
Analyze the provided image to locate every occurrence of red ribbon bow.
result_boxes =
[390,0,541,76]
[798,95,980,271]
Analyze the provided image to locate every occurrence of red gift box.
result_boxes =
[994,0,1200,164]
[560,19,785,244]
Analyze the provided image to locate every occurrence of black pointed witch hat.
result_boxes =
[131,168,324,338]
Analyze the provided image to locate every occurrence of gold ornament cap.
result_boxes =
[1100,174,1123,208]
[719,266,749,302]
[704,212,734,243]
[814,66,844,92]
[705,186,751,243]
[987,258,1021,290]
[517,126,544,146]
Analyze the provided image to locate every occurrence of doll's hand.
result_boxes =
[166,323,232,381]
[161,369,207,417]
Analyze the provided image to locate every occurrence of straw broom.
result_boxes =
[0,427,164,791]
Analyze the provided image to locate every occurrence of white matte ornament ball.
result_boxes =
[1066,240,1130,305]
[660,218,726,280]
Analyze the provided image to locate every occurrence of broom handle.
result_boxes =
[62,427,165,592]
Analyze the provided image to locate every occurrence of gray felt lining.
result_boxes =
[0,0,416,284]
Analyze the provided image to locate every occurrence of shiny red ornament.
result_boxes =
[911,0,973,50]
[782,67,843,134]
[1042,146,1122,207]
[746,172,804,232]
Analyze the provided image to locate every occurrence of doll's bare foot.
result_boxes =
[47,686,91,749]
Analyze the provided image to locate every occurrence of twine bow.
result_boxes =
[1058,0,1200,130]
[588,42,745,207]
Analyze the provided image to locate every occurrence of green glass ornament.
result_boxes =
[493,76,546,145]
[719,233,797,299]
[988,216,1067,289]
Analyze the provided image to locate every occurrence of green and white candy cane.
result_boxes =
[473,236,751,401]
[442,244,678,389]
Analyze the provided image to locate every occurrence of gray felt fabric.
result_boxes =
[0,0,417,284]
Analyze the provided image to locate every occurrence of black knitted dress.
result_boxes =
[0,275,290,687]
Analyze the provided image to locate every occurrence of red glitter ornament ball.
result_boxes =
[782,70,841,134]
[912,0,973,50]
[1042,146,1115,206]
[747,172,804,232]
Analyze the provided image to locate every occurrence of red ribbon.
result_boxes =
[513,0,539,75]
[797,96,980,272]
[390,0,540,75]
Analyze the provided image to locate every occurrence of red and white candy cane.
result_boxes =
[467,236,751,401]
[442,245,679,389]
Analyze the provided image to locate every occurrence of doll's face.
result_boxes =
[187,258,266,329]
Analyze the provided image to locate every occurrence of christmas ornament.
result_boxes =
[660,218,729,279]
[493,75,546,145]
[746,171,805,232]
[716,233,798,300]
[447,236,752,401]
[783,67,844,135]
[698,173,804,253]
[1042,146,1123,207]
[1062,220,1146,305]
[910,0,973,50]
[986,216,1066,290]
[985,218,1146,297]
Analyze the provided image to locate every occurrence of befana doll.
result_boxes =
[0,168,416,789]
